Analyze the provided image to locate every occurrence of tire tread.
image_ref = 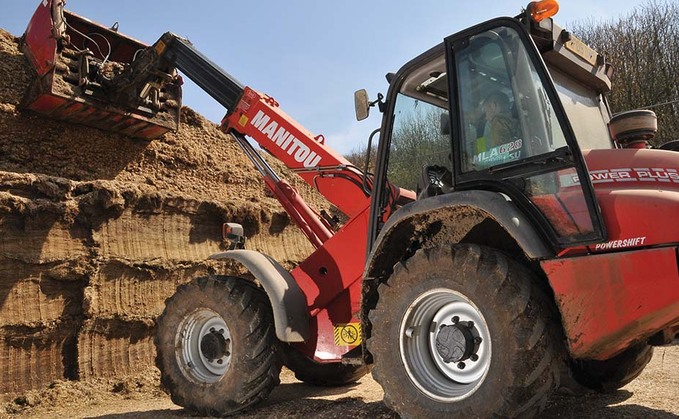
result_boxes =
[154,275,280,416]
[367,244,561,418]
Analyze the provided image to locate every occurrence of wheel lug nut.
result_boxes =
[210,327,215,332]
[457,362,466,369]
[217,359,223,365]
[470,354,479,362]
[467,321,474,329]
[474,337,483,344]
[452,316,460,324]
[219,329,225,334]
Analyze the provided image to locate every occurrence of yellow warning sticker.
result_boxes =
[238,115,249,127]
[333,323,361,346]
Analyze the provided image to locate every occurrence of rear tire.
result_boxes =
[368,244,562,418]
[154,275,281,416]
[570,343,653,392]
[280,344,368,386]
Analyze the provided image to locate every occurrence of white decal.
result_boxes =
[474,139,523,166]
[250,110,322,168]
[594,236,647,251]
[567,168,679,185]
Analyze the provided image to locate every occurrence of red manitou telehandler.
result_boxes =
[22,0,679,417]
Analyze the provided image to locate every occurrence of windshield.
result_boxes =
[455,26,570,171]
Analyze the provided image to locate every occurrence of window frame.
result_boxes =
[445,18,606,247]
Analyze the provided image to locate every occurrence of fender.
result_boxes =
[365,190,553,278]
[209,249,310,342]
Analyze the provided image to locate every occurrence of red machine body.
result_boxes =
[221,85,679,364]
[541,148,679,360]
[221,87,411,361]
[220,87,417,362]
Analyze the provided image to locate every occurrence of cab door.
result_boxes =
[445,18,606,247]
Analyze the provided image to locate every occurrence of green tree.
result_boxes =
[387,104,449,191]
[572,0,679,145]
[345,103,449,192]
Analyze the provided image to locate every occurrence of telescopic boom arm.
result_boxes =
[131,33,376,222]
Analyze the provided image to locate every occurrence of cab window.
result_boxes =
[387,93,450,192]
[456,27,567,171]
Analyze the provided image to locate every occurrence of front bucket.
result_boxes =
[21,0,181,140]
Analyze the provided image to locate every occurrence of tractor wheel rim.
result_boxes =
[399,288,491,402]
[176,308,232,384]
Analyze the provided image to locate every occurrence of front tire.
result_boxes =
[155,275,281,416]
[368,244,561,418]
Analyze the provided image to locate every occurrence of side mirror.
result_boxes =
[354,89,370,121]
[222,222,245,250]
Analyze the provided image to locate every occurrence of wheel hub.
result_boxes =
[200,328,230,361]
[435,321,477,363]
[175,308,233,384]
[399,289,492,402]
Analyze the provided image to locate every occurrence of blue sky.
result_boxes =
[3,1,646,155]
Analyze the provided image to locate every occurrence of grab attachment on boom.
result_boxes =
[21,0,183,139]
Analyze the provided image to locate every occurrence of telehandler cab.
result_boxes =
[22,0,679,417]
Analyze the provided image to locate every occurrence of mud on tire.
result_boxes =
[154,275,281,416]
[367,244,562,418]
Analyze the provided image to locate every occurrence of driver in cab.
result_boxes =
[479,91,515,151]
[463,90,521,170]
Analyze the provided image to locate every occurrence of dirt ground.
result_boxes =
[1,343,677,418]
